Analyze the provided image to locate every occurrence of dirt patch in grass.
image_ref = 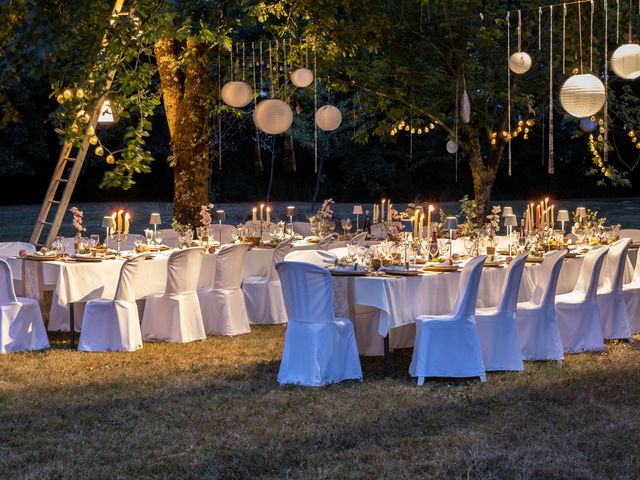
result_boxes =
[1,327,640,479]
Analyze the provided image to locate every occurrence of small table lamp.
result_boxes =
[502,206,514,217]
[149,212,161,242]
[102,216,116,243]
[557,209,570,232]
[287,206,295,237]
[445,216,458,263]
[504,214,518,256]
[216,210,226,244]
[352,205,363,232]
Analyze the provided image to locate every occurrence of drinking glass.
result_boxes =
[344,218,352,235]
[196,226,204,246]
[144,229,154,245]
[184,229,193,245]
[341,219,348,234]
[90,234,100,248]
[134,237,143,251]
[347,243,358,264]
[154,230,164,246]
[429,238,440,259]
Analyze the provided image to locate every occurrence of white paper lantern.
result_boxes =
[253,99,293,135]
[611,44,640,80]
[446,140,459,154]
[221,81,253,108]
[579,117,598,132]
[508,52,532,74]
[559,74,606,118]
[291,68,314,88]
[315,105,342,131]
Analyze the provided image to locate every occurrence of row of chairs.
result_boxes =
[277,239,639,386]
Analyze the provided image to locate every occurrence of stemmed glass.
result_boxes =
[145,229,154,246]
[196,226,204,246]
[341,218,352,237]
[155,230,165,246]
[90,234,100,249]
[347,243,358,268]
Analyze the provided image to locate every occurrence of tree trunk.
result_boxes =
[155,38,213,226]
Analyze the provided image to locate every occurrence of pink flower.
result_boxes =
[200,203,214,226]
[69,206,85,233]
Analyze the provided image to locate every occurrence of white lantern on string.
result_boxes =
[446,140,459,154]
[508,51,532,74]
[611,44,640,80]
[291,68,314,88]
[221,81,253,108]
[253,99,293,135]
[315,105,342,131]
[579,117,598,132]
[559,74,606,118]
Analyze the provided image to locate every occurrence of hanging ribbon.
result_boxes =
[518,10,522,52]
[218,47,223,170]
[549,5,555,175]
[563,3,567,74]
[507,11,512,176]
[578,1,584,73]
[539,7,542,50]
[605,0,609,167]
[313,49,318,173]
[617,0,620,44]
[590,0,594,72]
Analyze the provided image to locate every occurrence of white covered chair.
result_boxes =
[409,255,487,384]
[556,246,608,353]
[475,253,528,371]
[276,261,362,386]
[243,239,292,325]
[597,238,632,340]
[623,250,640,333]
[105,234,145,251]
[0,242,35,258]
[156,228,179,247]
[141,247,206,343]
[78,254,147,352]
[284,250,337,268]
[619,229,640,242]
[207,224,238,245]
[0,259,49,353]
[198,244,250,335]
[351,232,368,245]
[292,221,312,237]
[516,250,566,361]
[317,234,336,250]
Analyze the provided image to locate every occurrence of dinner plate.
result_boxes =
[525,257,544,263]
[25,254,60,262]
[67,256,103,263]
[483,261,504,268]
[422,265,460,273]
[329,269,368,276]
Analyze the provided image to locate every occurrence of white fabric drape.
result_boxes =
[597,239,632,340]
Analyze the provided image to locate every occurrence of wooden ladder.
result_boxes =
[30,0,126,248]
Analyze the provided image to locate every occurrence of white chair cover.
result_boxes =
[516,250,566,361]
[409,255,487,383]
[370,224,386,240]
[317,234,336,250]
[475,253,528,371]
[157,228,179,247]
[0,259,49,353]
[243,239,292,325]
[78,254,147,352]
[351,232,368,245]
[556,246,608,353]
[207,224,238,244]
[0,242,35,258]
[292,221,312,237]
[597,238,632,340]
[284,250,337,268]
[619,229,640,242]
[105,234,145,251]
[276,261,362,386]
[141,247,206,343]
[198,244,251,335]
[623,250,640,333]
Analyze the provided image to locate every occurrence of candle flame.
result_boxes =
[428,204,435,212]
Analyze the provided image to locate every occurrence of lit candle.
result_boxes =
[252,207,257,223]
[124,212,130,235]
[388,200,392,222]
[427,205,434,240]
[260,204,264,223]
[419,213,424,240]
[536,205,541,228]
[545,197,549,212]
[381,199,385,222]
[373,204,378,223]
[551,205,555,227]
[266,207,271,224]
[117,209,123,234]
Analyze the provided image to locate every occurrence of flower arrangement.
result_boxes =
[69,206,85,234]
[199,203,214,226]
[387,208,405,241]
[318,198,334,220]
[572,208,606,230]
[485,205,502,236]
[457,195,478,237]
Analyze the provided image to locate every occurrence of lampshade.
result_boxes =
[579,117,598,132]
[576,207,587,218]
[221,81,253,108]
[315,105,342,131]
[508,51,532,74]
[611,43,640,80]
[216,210,226,221]
[446,140,459,154]
[291,68,314,88]
[445,216,458,230]
[287,206,295,216]
[504,214,518,227]
[101,216,116,229]
[253,99,293,135]
[352,205,363,215]
[560,74,606,118]
[557,209,570,222]
[97,99,116,123]
[502,206,514,216]
[149,213,161,225]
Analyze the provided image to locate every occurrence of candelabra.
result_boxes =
[110,232,128,256]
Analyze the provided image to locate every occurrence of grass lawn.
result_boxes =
[1,326,640,479]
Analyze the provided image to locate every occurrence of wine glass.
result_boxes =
[196,226,204,246]
[134,237,143,251]
[154,230,164,246]
[144,229,154,245]
[344,218,352,236]
[90,234,100,248]
[347,243,358,266]
[429,238,440,260]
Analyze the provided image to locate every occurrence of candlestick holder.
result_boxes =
[110,232,128,256]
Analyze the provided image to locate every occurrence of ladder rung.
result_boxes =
[41,221,52,226]
[58,179,69,183]
[49,200,60,204]
[65,157,77,162]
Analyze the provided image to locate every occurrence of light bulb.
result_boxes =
[95,146,104,156]
[106,154,115,164]
[63,89,73,100]
[76,89,84,99]
[56,94,65,104]
[89,136,98,145]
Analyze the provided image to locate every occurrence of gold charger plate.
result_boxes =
[526,257,544,263]
[329,269,368,276]
[422,265,460,273]
[25,254,60,262]
[484,261,504,268]
[66,256,104,263]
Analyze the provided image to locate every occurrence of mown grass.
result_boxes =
[1,327,640,479]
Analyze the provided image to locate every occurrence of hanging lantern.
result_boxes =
[446,140,459,154]
[97,99,117,123]
[460,90,471,124]
[611,44,640,80]
[315,105,342,131]
[253,99,293,135]
[559,74,605,118]
[508,52,532,74]
[291,68,314,88]
[579,117,598,132]
[221,81,253,108]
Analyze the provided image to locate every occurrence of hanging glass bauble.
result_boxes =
[446,140,459,154]
[579,117,598,132]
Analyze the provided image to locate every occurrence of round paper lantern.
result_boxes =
[611,44,640,80]
[559,74,606,118]
[315,105,342,131]
[221,81,253,108]
[291,68,314,88]
[253,99,293,134]
[446,140,459,154]
[508,52,532,74]
[579,117,598,132]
